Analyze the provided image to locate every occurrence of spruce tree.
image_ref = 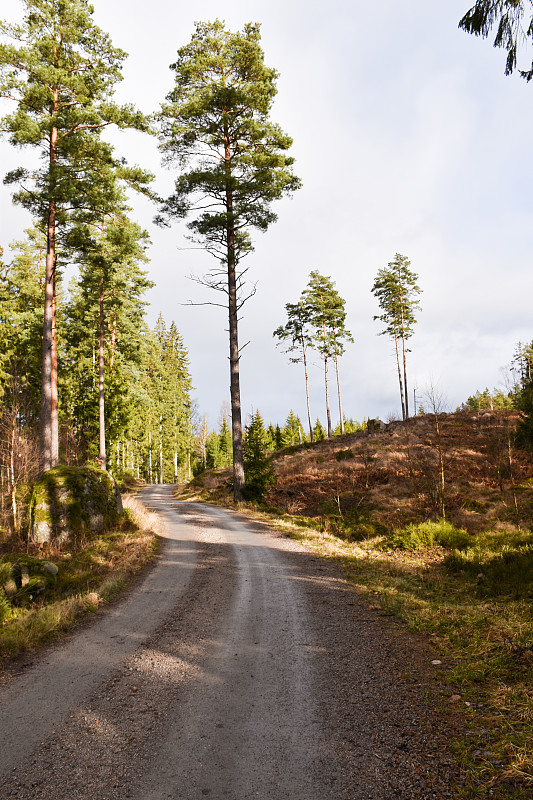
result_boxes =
[516,381,533,449]
[313,418,326,441]
[218,418,233,467]
[64,215,153,469]
[157,20,300,501]
[0,229,46,417]
[0,0,148,472]
[282,410,304,447]
[243,410,276,500]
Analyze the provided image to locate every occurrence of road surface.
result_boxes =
[0,485,459,799]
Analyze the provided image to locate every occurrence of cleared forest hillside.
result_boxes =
[186,410,533,797]
[193,409,533,538]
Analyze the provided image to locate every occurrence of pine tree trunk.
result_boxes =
[51,270,59,467]
[324,354,332,438]
[98,272,106,470]
[400,301,409,418]
[301,335,313,442]
[9,415,17,534]
[159,416,163,483]
[334,351,344,435]
[40,107,58,473]
[225,127,245,501]
[434,411,445,520]
[40,200,56,473]
[110,288,117,372]
[318,317,333,437]
[393,324,406,421]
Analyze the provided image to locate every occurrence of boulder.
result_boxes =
[28,466,123,545]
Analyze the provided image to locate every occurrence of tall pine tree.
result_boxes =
[372,254,421,421]
[157,20,300,500]
[302,271,353,437]
[0,0,148,471]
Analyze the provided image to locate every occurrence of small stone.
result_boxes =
[449,695,461,703]
[431,660,442,665]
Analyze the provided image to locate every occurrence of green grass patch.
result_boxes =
[381,519,472,551]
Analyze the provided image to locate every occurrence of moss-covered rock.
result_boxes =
[28,466,123,545]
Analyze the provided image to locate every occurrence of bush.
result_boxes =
[319,503,388,542]
[335,448,354,461]
[381,520,471,551]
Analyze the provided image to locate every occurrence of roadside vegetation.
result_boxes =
[179,408,533,799]
[0,494,159,662]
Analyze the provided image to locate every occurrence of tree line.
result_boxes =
[1,0,532,523]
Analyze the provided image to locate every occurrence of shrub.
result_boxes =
[381,520,471,551]
[335,448,354,461]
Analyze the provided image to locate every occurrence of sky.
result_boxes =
[1,0,532,432]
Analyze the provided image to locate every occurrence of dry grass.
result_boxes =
[0,493,159,662]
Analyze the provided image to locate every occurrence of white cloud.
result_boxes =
[0,0,531,430]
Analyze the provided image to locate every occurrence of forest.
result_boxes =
[0,0,533,532]
[0,3,533,795]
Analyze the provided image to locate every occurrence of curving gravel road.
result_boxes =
[0,485,461,799]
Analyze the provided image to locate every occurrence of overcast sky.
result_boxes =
[1,0,532,431]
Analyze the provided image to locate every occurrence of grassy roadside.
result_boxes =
[179,482,532,799]
[0,494,159,663]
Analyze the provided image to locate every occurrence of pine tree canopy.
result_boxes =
[0,0,150,229]
[302,271,353,358]
[371,254,421,342]
[157,19,301,266]
[459,1,533,80]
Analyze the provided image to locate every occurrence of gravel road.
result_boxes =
[0,485,461,799]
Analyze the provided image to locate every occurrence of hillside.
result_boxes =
[187,409,533,797]
[196,409,533,536]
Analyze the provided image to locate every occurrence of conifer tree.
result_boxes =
[149,316,192,482]
[218,418,233,467]
[274,301,314,441]
[302,271,353,437]
[313,418,326,441]
[157,20,300,501]
[516,381,533,449]
[372,254,421,421]
[282,410,304,447]
[459,1,533,80]
[67,212,151,470]
[0,0,149,472]
[0,229,45,417]
[64,216,152,468]
[243,410,276,500]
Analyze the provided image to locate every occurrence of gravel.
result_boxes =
[0,485,462,799]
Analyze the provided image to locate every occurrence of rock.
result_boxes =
[28,465,123,545]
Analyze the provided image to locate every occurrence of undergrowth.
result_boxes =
[0,495,159,661]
